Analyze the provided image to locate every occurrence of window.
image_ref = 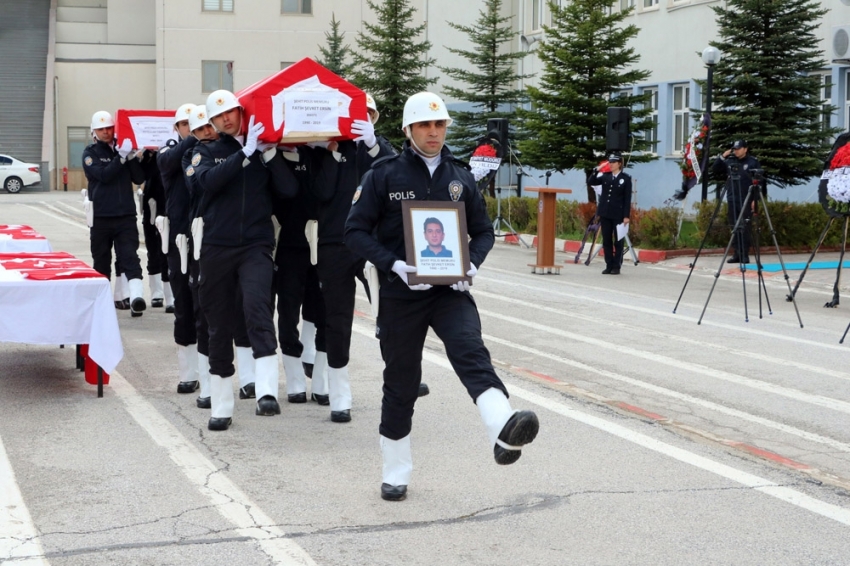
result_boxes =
[531,0,543,30]
[817,72,834,133]
[620,0,635,10]
[68,127,89,169]
[281,61,295,70]
[202,60,233,93]
[643,0,659,6]
[642,87,658,152]
[672,84,690,154]
[0,156,12,166]
[282,0,311,14]
[845,72,850,132]
[203,0,233,12]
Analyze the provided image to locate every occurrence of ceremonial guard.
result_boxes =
[595,153,632,275]
[141,148,173,312]
[82,110,147,316]
[192,89,298,430]
[345,92,539,501]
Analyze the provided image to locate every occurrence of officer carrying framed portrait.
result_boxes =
[401,201,472,286]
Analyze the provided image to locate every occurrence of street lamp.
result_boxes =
[701,46,721,201]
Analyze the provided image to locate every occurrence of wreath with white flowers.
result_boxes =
[820,136,850,218]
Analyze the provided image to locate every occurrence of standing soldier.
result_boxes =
[595,153,631,275]
[83,110,147,316]
[192,90,298,430]
[312,93,395,423]
[141,148,174,312]
[344,92,539,501]
[158,103,203,397]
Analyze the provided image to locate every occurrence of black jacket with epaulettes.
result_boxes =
[82,140,145,217]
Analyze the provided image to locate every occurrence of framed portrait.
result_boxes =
[401,201,472,286]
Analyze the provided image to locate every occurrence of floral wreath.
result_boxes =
[825,142,850,215]
[679,124,708,183]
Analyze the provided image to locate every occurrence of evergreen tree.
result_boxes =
[316,13,355,79]
[710,0,837,189]
[518,0,655,201]
[354,0,437,148]
[438,0,529,158]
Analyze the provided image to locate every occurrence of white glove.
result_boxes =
[117,139,133,159]
[451,264,478,292]
[243,116,264,157]
[392,260,432,291]
[351,119,377,148]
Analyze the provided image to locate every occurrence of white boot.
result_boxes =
[477,387,538,465]
[380,435,412,501]
[328,365,352,411]
[254,354,281,416]
[163,280,174,310]
[119,273,130,301]
[197,353,211,408]
[208,375,234,430]
[235,346,256,398]
[176,344,199,393]
[112,276,123,302]
[301,320,317,365]
[477,387,514,449]
[311,351,329,404]
[282,354,307,402]
[128,278,146,315]
[149,273,164,307]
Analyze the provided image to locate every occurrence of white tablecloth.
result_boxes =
[0,238,53,253]
[0,277,123,373]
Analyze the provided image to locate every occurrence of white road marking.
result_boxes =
[0,436,49,565]
[109,373,316,565]
[352,323,850,527]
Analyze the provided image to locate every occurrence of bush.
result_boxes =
[634,206,682,250]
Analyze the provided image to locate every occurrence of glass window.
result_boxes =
[531,0,543,30]
[672,84,690,154]
[817,72,834,133]
[203,0,233,12]
[642,87,658,152]
[643,0,658,6]
[620,0,635,10]
[282,0,311,14]
[0,156,12,166]
[202,61,233,93]
[68,127,89,169]
[281,61,295,70]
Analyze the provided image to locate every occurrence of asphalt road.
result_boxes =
[2,191,850,565]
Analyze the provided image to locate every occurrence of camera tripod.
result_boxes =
[673,173,803,326]
[574,214,638,266]
[785,215,849,308]
[492,186,530,248]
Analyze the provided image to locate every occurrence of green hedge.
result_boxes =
[486,195,842,250]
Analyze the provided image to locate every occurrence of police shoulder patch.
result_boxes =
[185,166,195,177]
[84,156,93,166]
[191,153,202,166]
[352,186,362,205]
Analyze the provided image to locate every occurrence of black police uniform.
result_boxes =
[159,136,199,347]
[344,143,507,441]
[711,153,762,261]
[140,152,169,294]
[191,134,298,379]
[596,168,632,272]
[82,139,145,281]
[313,138,394,371]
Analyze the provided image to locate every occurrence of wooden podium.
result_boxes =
[525,187,572,274]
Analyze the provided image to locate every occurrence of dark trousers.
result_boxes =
[317,243,364,369]
[377,290,508,440]
[167,244,196,346]
[274,246,326,357]
[727,188,753,259]
[90,215,142,281]
[141,209,167,279]
[188,256,209,356]
[199,243,277,377]
[600,217,624,269]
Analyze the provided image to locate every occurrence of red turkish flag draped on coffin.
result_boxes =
[235,58,368,144]
[114,110,178,150]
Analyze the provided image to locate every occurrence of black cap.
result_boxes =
[731,140,748,150]
[607,153,622,162]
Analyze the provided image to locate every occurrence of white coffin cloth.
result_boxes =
[0,237,53,252]
[0,277,124,373]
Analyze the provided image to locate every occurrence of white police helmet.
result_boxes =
[205,89,241,120]
[365,93,380,125]
[174,103,196,125]
[90,110,115,132]
[401,92,453,131]
[188,105,210,132]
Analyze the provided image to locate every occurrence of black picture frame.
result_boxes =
[401,201,472,286]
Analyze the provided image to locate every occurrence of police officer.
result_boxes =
[82,110,147,316]
[344,92,540,501]
[312,93,395,423]
[192,89,298,430]
[595,153,632,275]
[158,103,202,397]
[711,140,761,263]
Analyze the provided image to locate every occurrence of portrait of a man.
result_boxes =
[420,217,453,258]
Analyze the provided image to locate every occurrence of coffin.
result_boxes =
[115,110,177,150]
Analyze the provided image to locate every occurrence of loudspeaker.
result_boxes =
[487,118,509,152]
[606,107,630,152]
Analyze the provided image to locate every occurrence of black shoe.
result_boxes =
[208,417,232,431]
[131,297,146,313]
[311,393,329,405]
[418,383,430,397]
[151,298,164,308]
[256,395,281,416]
[288,392,307,403]
[381,483,407,501]
[196,396,211,409]
[331,409,351,423]
[303,362,313,378]
[494,410,540,465]
[742,256,750,264]
[602,268,612,274]
[130,310,143,318]
[177,380,199,394]
[609,268,620,275]
[727,256,741,264]
[165,305,175,314]
[238,383,256,399]
[114,299,130,310]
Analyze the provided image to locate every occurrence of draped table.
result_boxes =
[0,224,53,252]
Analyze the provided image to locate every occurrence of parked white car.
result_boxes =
[0,154,41,193]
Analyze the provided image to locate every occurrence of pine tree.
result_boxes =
[710,0,837,189]
[316,13,355,79]
[438,0,529,159]
[518,0,655,201]
[354,0,437,148]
